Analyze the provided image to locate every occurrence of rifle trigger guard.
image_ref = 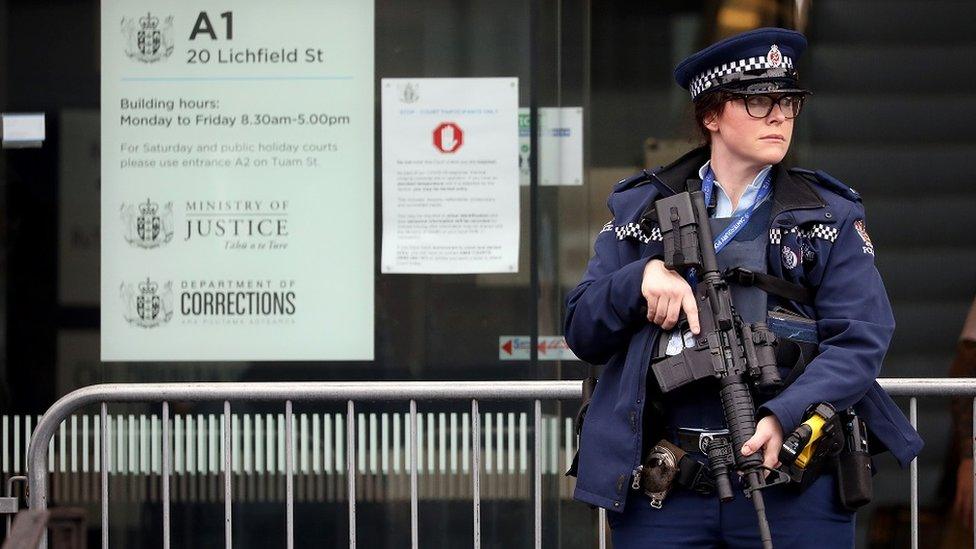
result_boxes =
[742,466,792,496]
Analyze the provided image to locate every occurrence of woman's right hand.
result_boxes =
[641,259,700,334]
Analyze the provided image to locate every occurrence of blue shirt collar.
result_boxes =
[698,160,773,218]
[698,159,773,190]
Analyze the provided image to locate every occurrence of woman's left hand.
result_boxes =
[741,415,784,475]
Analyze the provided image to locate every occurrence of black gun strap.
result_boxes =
[779,340,819,389]
[723,267,813,305]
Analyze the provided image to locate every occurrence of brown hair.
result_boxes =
[692,90,734,145]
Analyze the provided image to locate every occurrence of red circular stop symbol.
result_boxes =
[433,122,463,153]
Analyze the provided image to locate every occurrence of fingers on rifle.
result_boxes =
[645,296,659,322]
[681,291,701,335]
[762,428,782,471]
[653,296,670,325]
[741,440,754,456]
[762,446,778,470]
[664,297,681,330]
[742,428,768,456]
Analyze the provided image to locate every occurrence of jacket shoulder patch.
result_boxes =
[854,219,875,255]
[789,167,861,202]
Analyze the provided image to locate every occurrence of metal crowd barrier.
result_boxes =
[25,381,581,549]
[21,378,976,549]
[880,378,976,549]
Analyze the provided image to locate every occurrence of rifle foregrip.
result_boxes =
[720,376,763,470]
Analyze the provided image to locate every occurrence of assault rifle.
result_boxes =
[650,180,790,549]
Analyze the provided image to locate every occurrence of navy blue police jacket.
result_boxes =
[564,144,924,512]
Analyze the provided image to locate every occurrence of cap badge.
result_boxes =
[766,45,782,67]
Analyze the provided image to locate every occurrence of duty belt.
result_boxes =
[637,430,728,507]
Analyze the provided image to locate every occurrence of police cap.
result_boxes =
[674,27,812,101]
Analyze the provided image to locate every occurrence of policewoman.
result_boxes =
[564,27,923,548]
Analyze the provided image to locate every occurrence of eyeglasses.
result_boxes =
[733,93,806,119]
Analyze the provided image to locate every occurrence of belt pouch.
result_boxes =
[835,412,873,510]
[836,449,872,510]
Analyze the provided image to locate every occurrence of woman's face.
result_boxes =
[705,94,795,166]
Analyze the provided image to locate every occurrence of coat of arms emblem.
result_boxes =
[122,12,174,63]
[399,83,419,104]
[120,278,174,328]
[766,45,782,67]
[121,199,174,249]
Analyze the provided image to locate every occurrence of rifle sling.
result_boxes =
[723,267,813,305]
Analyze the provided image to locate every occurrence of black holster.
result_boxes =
[783,409,874,510]
[835,411,873,510]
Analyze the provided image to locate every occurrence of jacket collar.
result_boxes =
[649,144,825,218]
[769,163,826,219]
[647,144,711,194]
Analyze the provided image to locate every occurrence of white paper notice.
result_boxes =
[100,0,374,361]
[381,78,519,274]
[518,107,584,186]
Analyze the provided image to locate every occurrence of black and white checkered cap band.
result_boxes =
[769,224,839,244]
[689,55,795,99]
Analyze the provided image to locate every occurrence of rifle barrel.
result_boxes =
[749,478,775,549]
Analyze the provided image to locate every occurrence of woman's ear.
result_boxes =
[703,111,719,133]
